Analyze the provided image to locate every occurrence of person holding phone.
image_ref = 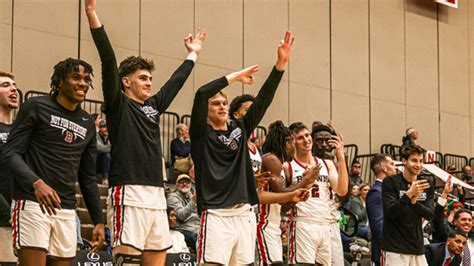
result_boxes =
[382,144,434,266]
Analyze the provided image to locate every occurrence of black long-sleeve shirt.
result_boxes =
[190,67,283,213]
[1,96,103,224]
[381,173,434,255]
[0,123,12,208]
[91,26,194,188]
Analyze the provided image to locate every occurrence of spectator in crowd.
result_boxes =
[167,207,190,254]
[461,165,472,183]
[382,144,434,265]
[432,176,474,265]
[170,123,191,165]
[366,153,397,266]
[349,160,363,186]
[250,136,262,154]
[96,119,111,183]
[0,71,19,263]
[2,58,105,265]
[86,0,205,263]
[350,183,370,239]
[343,184,359,209]
[167,174,199,252]
[424,230,467,266]
[401,127,419,155]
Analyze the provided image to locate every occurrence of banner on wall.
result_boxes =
[435,0,458,8]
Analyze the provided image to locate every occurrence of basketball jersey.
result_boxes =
[257,169,283,232]
[289,157,340,224]
[249,143,262,173]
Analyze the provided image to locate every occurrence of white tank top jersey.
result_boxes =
[249,143,262,173]
[288,157,340,224]
[256,169,284,230]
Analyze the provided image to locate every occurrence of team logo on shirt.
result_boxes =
[0,132,8,143]
[50,115,87,143]
[141,106,159,122]
[218,127,242,150]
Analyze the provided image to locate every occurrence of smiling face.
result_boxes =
[207,93,229,127]
[57,65,91,107]
[403,152,424,176]
[294,128,312,155]
[0,76,19,110]
[122,69,153,103]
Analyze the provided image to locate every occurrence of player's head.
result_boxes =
[229,94,255,120]
[310,124,334,158]
[207,91,228,126]
[119,56,155,103]
[262,120,294,162]
[50,58,93,105]
[400,144,425,176]
[0,71,19,110]
[289,122,312,156]
[370,153,397,178]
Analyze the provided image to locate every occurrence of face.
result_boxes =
[381,157,397,176]
[351,185,360,197]
[253,138,261,148]
[0,76,19,109]
[179,125,189,139]
[233,101,253,119]
[464,166,472,176]
[99,126,108,137]
[293,128,312,154]
[454,212,473,233]
[411,130,419,140]
[177,178,192,194]
[312,131,332,156]
[168,209,176,229]
[360,185,369,198]
[208,93,228,126]
[447,234,467,255]
[123,69,152,103]
[403,153,423,176]
[351,163,361,176]
[58,65,92,105]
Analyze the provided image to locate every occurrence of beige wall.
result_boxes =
[1,0,474,156]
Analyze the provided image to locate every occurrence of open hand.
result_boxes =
[185,28,207,54]
[275,31,295,71]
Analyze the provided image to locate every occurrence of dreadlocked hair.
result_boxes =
[118,56,155,79]
[50,58,93,98]
[229,94,255,119]
[262,120,292,162]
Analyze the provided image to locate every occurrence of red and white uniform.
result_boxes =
[287,157,343,266]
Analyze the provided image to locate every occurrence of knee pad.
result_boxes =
[114,253,142,266]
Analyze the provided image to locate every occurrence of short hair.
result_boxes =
[462,165,471,171]
[406,127,416,136]
[0,71,14,80]
[118,56,155,79]
[453,208,472,222]
[209,90,228,102]
[175,123,186,135]
[166,206,174,216]
[312,121,323,129]
[229,94,255,119]
[370,153,390,175]
[289,122,308,134]
[400,144,425,160]
[311,125,333,138]
[448,229,469,239]
[352,160,361,166]
[91,113,99,120]
[50,58,93,98]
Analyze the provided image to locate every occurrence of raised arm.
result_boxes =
[152,28,206,113]
[189,65,259,138]
[328,132,349,196]
[243,31,294,134]
[86,0,123,112]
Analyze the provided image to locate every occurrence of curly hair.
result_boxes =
[118,56,155,79]
[229,94,255,119]
[262,120,292,162]
[50,58,93,98]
